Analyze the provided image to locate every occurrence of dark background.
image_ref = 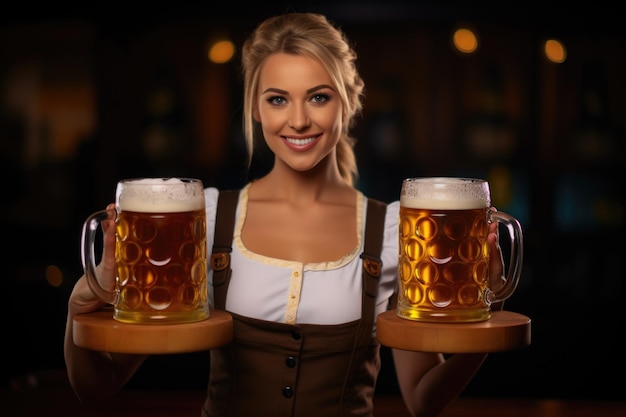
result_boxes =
[2,0,624,404]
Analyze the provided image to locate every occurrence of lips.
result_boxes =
[282,135,320,151]
[285,137,316,146]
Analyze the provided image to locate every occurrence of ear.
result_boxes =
[253,107,261,122]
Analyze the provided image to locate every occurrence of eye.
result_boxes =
[267,95,287,106]
[310,93,329,104]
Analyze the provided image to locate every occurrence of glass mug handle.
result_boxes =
[487,209,524,304]
[81,208,118,305]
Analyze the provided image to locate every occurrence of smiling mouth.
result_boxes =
[284,136,317,146]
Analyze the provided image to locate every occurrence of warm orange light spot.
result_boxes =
[46,264,63,287]
[544,39,567,63]
[453,28,478,54]
[208,40,235,64]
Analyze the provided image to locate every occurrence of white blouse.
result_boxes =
[206,184,400,334]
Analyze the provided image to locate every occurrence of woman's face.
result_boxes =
[254,53,343,174]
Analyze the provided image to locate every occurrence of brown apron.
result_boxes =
[202,190,387,417]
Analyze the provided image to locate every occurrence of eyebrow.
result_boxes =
[261,84,335,95]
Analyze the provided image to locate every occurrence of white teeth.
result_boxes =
[285,137,315,146]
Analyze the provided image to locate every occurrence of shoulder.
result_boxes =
[379,200,400,251]
[204,186,247,211]
[361,196,399,251]
[383,201,400,234]
[385,200,400,220]
[363,196,399,224]
[204,187,220,214]
[204,186,244,217]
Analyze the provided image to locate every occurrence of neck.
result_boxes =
[253,159,352,205]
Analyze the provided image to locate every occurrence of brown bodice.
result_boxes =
[202,190,387,417]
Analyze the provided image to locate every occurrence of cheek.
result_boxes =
[323,107,344,134]
[311,102,341,123]
[257,108,283,132]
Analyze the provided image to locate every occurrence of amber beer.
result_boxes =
[82,178,209,324]
[397,177,523,323]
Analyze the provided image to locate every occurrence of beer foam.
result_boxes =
[400,197,486,210]
[117,178,205,212]
[400,177,489,210]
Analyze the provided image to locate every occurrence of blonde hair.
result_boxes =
[241,12,364,186]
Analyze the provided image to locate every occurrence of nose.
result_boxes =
[288,103,310,131]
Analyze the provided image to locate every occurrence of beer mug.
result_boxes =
[397,177,523,323]
[81,178,209,324]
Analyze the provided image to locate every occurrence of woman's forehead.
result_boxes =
[258,53,334,92]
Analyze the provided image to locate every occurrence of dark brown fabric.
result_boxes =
[204,191,387,417]
[210,189,239,311]
[203,314,380,417]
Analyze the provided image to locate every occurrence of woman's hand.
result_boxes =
[98,203,117,285]
[69,203,117,315]
[487,207,506,311]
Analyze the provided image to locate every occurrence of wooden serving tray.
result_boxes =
[376,310,531,353]
[73,308,233,354]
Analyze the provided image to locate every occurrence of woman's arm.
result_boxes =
[393,219,506,417]
[64,205,147,404]
[392,349,488,417]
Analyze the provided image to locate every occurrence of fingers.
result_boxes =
[487,221,505,290]
[100,205,117,271]
[100,225,117,271]
[101,203,116,234]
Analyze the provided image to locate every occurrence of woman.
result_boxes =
[64,12,505,417]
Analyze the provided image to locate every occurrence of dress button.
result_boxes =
[283,386,294,398]
[285,356,296,368]
[291,331,301,340]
